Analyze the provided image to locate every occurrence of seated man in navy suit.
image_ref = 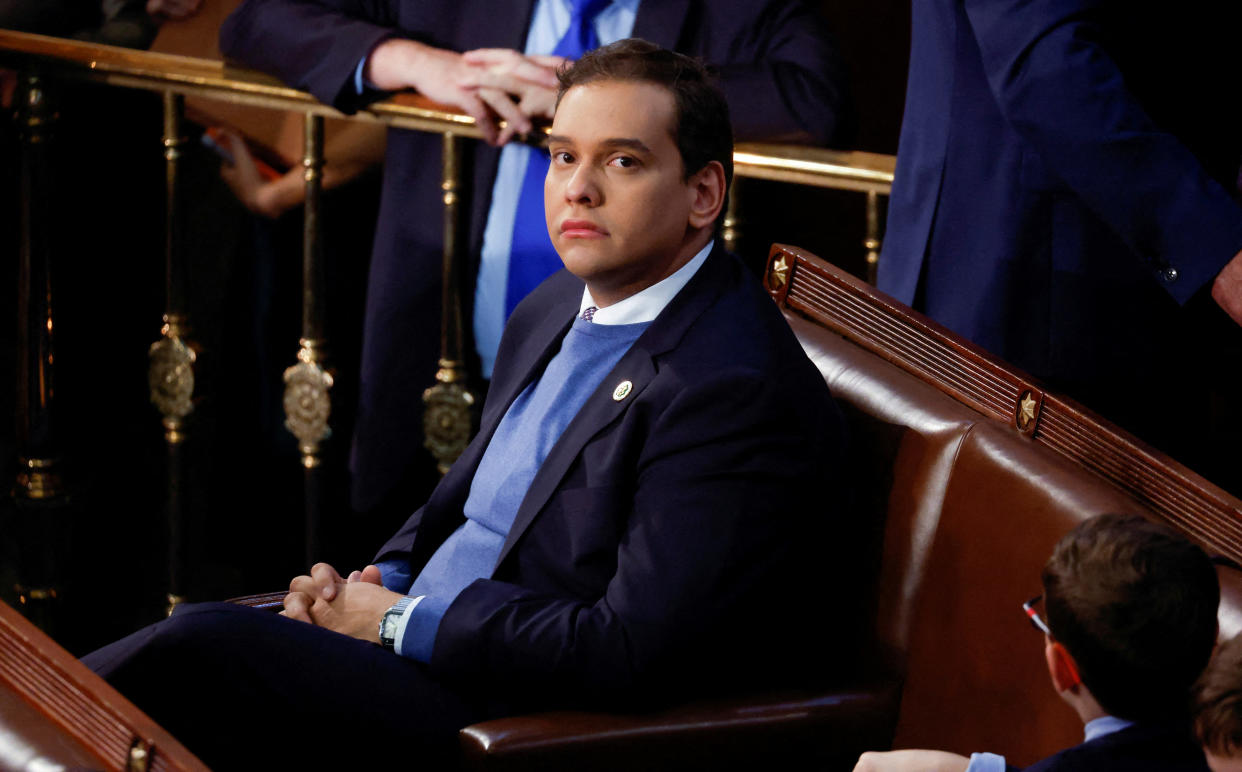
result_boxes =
[84,40,848,769]
[854,514,1219,772]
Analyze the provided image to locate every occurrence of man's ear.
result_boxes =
[1044,637,1082,692]
[686,160,727,230]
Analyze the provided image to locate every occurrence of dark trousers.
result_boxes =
[83,603,485,769]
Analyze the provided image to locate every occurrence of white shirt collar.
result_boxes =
[579,241,714,325]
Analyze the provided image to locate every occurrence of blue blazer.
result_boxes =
[220,0,849,511]
[371,247,850,711]
[878,0,1242,383]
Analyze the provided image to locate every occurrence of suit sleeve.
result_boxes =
[427,368,840,705]
[219,0,397,112]
[706,0,851,146]
[962,0,1242,302]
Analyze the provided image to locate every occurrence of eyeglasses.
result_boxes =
[1022,595,1051,635]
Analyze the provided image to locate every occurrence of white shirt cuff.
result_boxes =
[966,752,1007,772]
[391,595,424,657]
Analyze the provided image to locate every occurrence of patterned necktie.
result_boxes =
[581,305,598,322]
[505,0,613,319]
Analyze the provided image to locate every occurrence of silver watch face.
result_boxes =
[381,607,402,644]
[381,598,412,647]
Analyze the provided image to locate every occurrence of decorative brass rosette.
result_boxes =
[283,360,334,458]
[148,335,196,425]
[423,379,476,474]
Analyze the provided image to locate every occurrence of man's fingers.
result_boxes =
[1212,249,1242,327]
[360,565,384,585]
[310,563,343,599]
[461,48,513,64]
[518,90,557,121]
[508,59,561,88]
[282,592,313,623]
[461,48,560,90]
[1213,281,1242,326]
[457,92,500,145]
[466,62,559,92]
[478,87,529,139]
[347,570,363,583]
[526,54,570,69]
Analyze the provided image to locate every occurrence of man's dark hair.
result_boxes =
[556,38,733,221]
[1196,633,1242,756]
[1042,514,1218,722]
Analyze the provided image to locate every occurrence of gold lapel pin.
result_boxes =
[612,380,633,401]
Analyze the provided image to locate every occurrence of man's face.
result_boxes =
[544,79,703,306]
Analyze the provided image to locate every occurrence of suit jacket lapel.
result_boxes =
[495,245,732,568]
[632,0,692,49]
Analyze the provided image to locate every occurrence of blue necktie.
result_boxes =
[505,0,613,319]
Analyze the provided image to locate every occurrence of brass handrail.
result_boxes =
[0,28,894,192]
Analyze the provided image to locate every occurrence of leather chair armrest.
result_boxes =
[458,678,902,772]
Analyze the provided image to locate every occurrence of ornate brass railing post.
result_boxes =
[13,69,65,633]
[864,191,883,285]
[147,91,195,616]
[283,112,332,566]
[423,132,476,474]
[721,178,742,255]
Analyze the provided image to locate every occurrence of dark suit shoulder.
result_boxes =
[658,250,827,386]
[1022,723,1209,772]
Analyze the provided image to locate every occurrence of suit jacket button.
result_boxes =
[1161,267,1179,282]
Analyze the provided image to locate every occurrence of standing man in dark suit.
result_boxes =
[219,0,849,524]
[877,0,1242,488]
[85,41,849,769]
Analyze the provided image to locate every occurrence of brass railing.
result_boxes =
[1,28,895,620]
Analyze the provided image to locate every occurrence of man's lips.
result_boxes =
[560,219,609,238]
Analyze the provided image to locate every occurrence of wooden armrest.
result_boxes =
[226,591,285,610]
[458,678,902,772]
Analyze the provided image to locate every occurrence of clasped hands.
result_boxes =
[282,562,404,645]
[366,39,567,146]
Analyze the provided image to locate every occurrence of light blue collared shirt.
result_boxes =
[965,715,1135,772]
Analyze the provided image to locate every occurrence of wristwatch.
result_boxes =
[378,596,414,651]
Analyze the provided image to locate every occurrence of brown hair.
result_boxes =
[555,38,733,225]
[1042,514,1218,722]
[1196,633,1242,755]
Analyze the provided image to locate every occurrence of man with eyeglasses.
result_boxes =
[855,513,1218,772]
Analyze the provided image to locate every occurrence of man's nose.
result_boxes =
[563,164,601,206]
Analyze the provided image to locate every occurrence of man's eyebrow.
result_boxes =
[545,135,652,155]
[599,138,652,154]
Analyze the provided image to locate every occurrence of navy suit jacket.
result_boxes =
[220,0,849,510]
[1016,722,1208,772]
[878,0,1242,384]
[370,246,849,711]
